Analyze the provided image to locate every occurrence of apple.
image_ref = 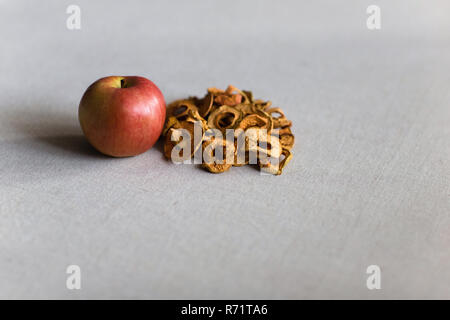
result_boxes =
[79,76,166,157]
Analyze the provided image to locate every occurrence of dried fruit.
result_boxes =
[259,148,293,175]
[237,112,273,134]
[207,106,243,133]
[161,85,295,175]
[199,93,214,118]
[202,137,235,173]
[166,99,198,119]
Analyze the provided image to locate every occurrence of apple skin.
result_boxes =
[79,76,166,157]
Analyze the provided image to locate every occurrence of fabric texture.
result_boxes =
[0,0,449,299]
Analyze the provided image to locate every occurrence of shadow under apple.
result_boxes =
[8,105,106,158]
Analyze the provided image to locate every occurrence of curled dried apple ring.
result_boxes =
[162,108,206,137]
[207,87,225,95]
[209,85,244,107]
[274,126,292,136]
[164,120,203,161]
[164,127,183,160]
[201,137,235,173]
[162,116,181,136]
[226,85,251,104]
[207,106,242,132]
[265,107,292,128]
[186,108,207,127]
[259,148,292,175]
[214,94,242,107]
[280,133,295,150]
[265,107,285,119]
[202,162,232,174]
[234,103,256,115]
[272,127,295,150]
[246,129,282,158]
[254,100,272,110]
[242,90,253,103]
[199,93,214,118]
[166,99,198,119]
[237,111,273,134]
[274,118,292,128]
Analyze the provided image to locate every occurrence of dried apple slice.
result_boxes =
[201,137,235,173]
[207,106,243,133]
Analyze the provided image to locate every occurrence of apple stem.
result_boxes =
[120,79,126,88]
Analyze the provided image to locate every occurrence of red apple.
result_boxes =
[79,76,166,157]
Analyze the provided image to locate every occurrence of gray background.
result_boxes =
[1,0,449,299]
